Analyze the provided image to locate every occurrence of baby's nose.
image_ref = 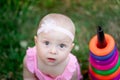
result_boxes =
[50,46,57,54]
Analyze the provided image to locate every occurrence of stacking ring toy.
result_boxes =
[89,34,115,56]
[90,53,118,70]
[90,46,116,61]
[89,27,120,80]
[89,66,120,79]
[91,58,120,75]
[90,49,117,65]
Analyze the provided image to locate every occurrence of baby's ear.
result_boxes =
[70,43,74,50]
[72,43,75,49]
[34,36,37,44]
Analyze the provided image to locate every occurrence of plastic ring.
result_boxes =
[89,34,115,56]
[89,49,118,66]
[113,73,120,80]
[91,58,120,75]
[89,65,120,79]
[90,53,118,70]
[90,46,116,61]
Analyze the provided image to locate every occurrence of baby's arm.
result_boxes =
[71,69,78,80]
[71,69,83,80]
[23,56,36,80]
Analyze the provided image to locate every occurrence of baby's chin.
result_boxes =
[45,62,58,66]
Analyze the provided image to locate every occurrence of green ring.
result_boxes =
[92,58,120,75]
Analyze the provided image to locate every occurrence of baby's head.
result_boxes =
[37,13,75,42]
[35,13,75,66]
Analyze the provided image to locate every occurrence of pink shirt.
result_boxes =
[25,47,82,80]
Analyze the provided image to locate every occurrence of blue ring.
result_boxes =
[90,49,117,65]
[90,46,116,61]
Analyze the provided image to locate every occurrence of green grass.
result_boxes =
[0,0,120,79]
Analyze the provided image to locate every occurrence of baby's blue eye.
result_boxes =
[59,44,66,48]
[44,41,49,45]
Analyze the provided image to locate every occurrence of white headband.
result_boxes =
[37,19,74,41]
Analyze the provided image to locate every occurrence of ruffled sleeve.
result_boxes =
[25,47,36,73]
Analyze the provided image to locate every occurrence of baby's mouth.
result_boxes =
[47,58,56,62]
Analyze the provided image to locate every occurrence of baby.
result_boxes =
[23,13,83,80]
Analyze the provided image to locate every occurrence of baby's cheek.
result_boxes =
[60,52,69,59]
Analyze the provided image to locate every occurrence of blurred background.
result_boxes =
[0,0,120,80]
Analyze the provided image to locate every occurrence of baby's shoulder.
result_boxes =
[26,46,36,56]
[69,53,77,62]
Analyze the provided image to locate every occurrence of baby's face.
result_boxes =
[36,30,74,66]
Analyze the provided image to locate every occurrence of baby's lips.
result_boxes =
[47,58,56,62]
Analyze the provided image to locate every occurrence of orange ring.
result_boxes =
[89,65,120,79]
[89,34,115,56]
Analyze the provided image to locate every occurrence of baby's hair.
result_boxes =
[38,13,75,36]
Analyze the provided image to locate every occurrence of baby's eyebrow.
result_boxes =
[58,40,70,44]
